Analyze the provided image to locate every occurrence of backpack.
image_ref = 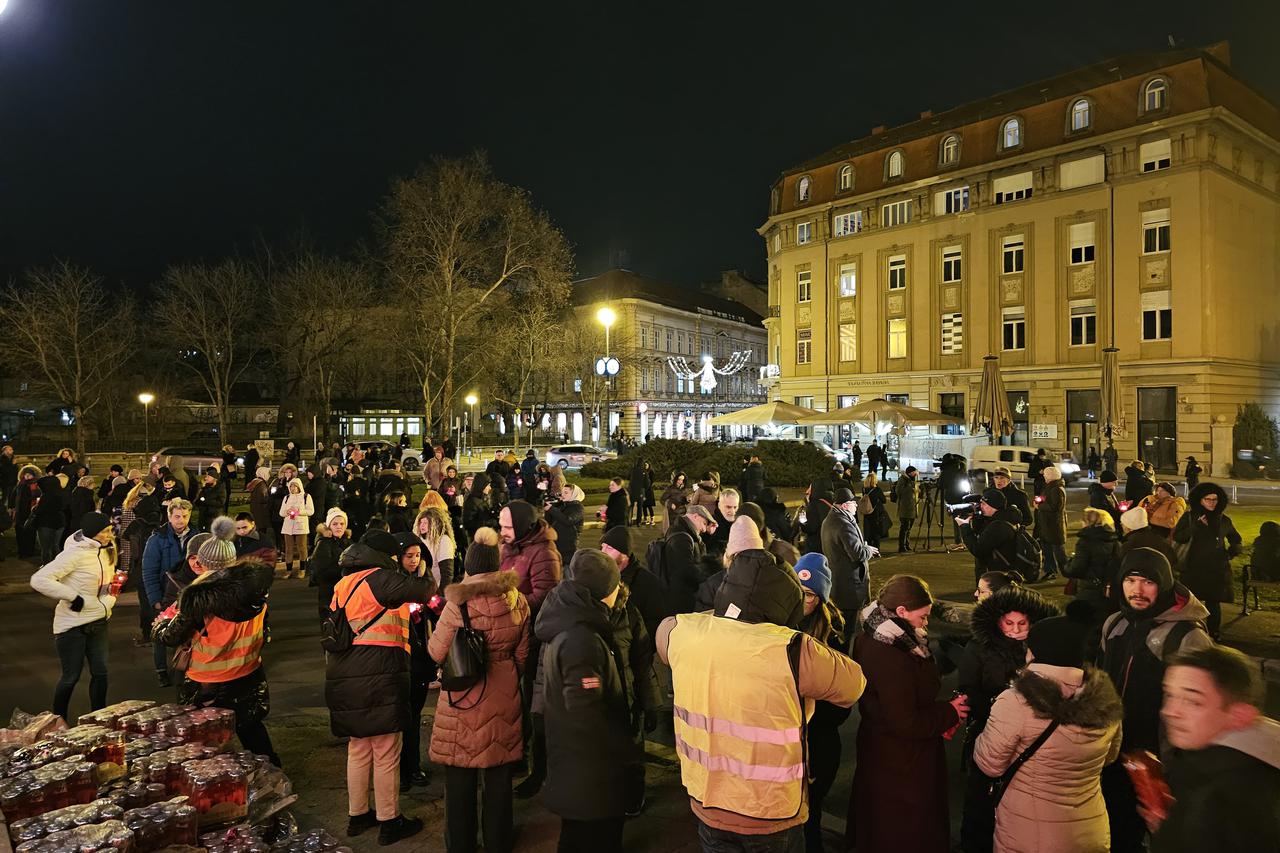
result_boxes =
[645,536,668,587]
[1006,524,1043,577]
[320,576,387,654]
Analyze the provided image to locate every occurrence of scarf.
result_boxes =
[862,601,931,658]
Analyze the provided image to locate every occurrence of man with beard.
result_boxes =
[1099,548,1212,853]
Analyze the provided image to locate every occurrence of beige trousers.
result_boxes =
[347,732,402,820]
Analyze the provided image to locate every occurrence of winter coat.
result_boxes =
[32,475,67,529]
[661,515,715,614]
[1087,482,1121,528]
[689,478,720,512]
[962,508,1023,574]
[660,484,689,526]
[69,486,96,527]
[1124,464,1153,503]
[323,566,436,738]
[974,664,1123,853]
[1139,493,1186,533]
[893,475,919,520]
[246,478,271,532]
[1172,482,1242,604]
[758,489,792,543]
[1151,716,1280,853]
[619,559,673,642]
[141,524,196,607]
[999,483,1033,527]
[462,491,498,538]
[1066,524,1120,602]
[1119,528,1179,571]
[603,583,661,749]
[740,461,765,504]
[536,580,637,821]
[310,533,351,615]
[1252,523,1280,582]
[500,520,561,612]
[278,490,314,536]
[799,480,833,554]
[1034,479,1067,546]
[194,482,221,528]
[427,570,531,768]
[627,462,650,504]
[546,500,582,563]
[820,505,875,611]
[30,532,118,634]
[851,627,958,853]
[603,489,630,530]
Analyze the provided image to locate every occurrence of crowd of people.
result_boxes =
[12,439,1280,852]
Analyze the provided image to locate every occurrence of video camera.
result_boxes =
[946,494,984,520]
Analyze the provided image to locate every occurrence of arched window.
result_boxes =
[797,175,811,202]
[1143,78,1168,113]
[838,164,853,192]
[940,134,960,166]
[1070,98,1091,131]
[1000,117,1022,150]
[770,187,780,215]
[886,150,904,180]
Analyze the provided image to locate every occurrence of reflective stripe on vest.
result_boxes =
[667,611,805,820]
[332,568,410,654]
[188,609,266,683]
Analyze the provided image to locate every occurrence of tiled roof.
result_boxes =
[573,269,764,326]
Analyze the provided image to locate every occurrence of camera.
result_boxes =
[946,494,983,519]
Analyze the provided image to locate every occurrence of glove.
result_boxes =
[69,595,84,612]
[644,708,660,734]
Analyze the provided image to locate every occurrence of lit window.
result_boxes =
[940,134,960,166]
[797,221,812,245]
[1001,117,1022,150]
[1144,79,1168,112]
[1142,209,1170,254]
[797,329,813,364]
[942,247,962,282]
[838,164,853,191]
[833,210,863,237]
[934,186,969,215]
[838,262,857,297]
[1070,299,1097,346]
[888,255,907,290]
[887,319,907,359]
[797,270,812,302]
[677,376,685,394]
[1070,222,1096,264]
[1141,138,1171,172]
[993,171,1033,204]
[887,150,904,179]
[1070,98,1091,131]
[773,233,781,254]
[1142,290,1172,340]
[798,176,811,202]
[1002,236,1025,274]
[839,323,857,361]
[881,200,911,227]
[941,312,963,355]
[1002,307,1026,351]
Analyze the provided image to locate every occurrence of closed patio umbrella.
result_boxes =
[1100,346,1123,449]
[971,354,1014,443]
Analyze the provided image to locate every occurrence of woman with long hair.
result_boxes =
[659,471,688,532]
[860,472,888,549]
[414,506,455,593]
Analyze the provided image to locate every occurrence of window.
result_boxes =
[887,318,907,359]
[838,164,853,192]
[942,246,962,282]
[1144,78,1168,113]
[1070,299,1097,346]
[1002,235,1025,274]
[796,221,812,245]
[888,255,907,290]
[833,210,863,237]
[796,328,813,364]
[881,200,911,227]
[993,171,1033,204]
[940,134,960,166]
[1070,98,1091,131]
[941,312,963,354]
[1141,138,1171,172]
[797,176,811,202]
[1142,290,1172,340]
[838,262,857,297]
[677,376,685,394]
[934,185,970,215]
[1060,154,1105,189]
[938,392,965,435]
[1070,221,1096,264]
[887,150,904,179]
[1142,209,1170,254]
[839,323,857,361]
[666,329,672,351]
[1002,306,1026,351]
[1000,117,1022,150]
[574,378,583,393]
[797,270,812,302]
[773,233,781,254]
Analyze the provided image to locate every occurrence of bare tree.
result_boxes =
[153,260,268,440]
[381,153,573,439]
[487,285,569,446]
[0,262,136,456]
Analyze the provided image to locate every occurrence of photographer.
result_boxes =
[545,483,585,562]
[957,489,1021,582]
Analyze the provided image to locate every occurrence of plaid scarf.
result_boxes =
[862,601,931,659]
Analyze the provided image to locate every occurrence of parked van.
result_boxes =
[967,444,1083,485]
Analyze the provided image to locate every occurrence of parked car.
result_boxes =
[545,444,616,470]
[968,445,1082,485]
[150,446,224,477]
[354,440,423,471]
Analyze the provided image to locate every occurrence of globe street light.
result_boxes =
[138,393,155,455]
[464,393,478,457]
[596,306,618,446]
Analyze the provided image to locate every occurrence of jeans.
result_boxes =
[559,817,623,853]
[697,820,803,853]
[53,619,109,721]
[37,526,63,564]
[444,764,514,853]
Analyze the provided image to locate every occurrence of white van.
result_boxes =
[968,445,1083,484]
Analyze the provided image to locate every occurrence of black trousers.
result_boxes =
[401,675,430,776]
[558,817,623,853]
[1101,760,1147,852]
[444,764,513,853]
[53,620,109,721]
[897,516,915,551]
[1205,600,1223,638]
[803,719,841,853]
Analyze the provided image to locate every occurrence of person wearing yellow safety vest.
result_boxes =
[654,518,867,851]
[324,529,437,847]
[155,516,279,766]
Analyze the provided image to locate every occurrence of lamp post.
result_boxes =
[596,306,616,445]
[464,393,478,458]
[137,393,155,455]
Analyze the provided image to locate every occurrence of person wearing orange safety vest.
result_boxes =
[325,529,437,847]
[155,516,279,766]
[655,542,866,850]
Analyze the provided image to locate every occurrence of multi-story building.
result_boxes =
[759,42,1280,474]
[547,269,767,443]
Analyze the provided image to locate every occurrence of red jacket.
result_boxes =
[500,521,562,611]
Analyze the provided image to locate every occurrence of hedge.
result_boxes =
[581,438,835,488]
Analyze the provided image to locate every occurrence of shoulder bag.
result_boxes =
[988,719,1060,807]
[441,601,487,693]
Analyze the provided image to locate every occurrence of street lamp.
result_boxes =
[138,393,155,455]
[464,393,478,457]
[596,306,617,445]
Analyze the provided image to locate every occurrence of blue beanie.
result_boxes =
[794,553,832,602]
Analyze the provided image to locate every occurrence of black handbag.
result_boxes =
[320,576,387,654]
[441,601,487,694]
[988,719,1060,807]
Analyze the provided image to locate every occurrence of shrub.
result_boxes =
[1234,402,1279,459]
[582,438,834,488]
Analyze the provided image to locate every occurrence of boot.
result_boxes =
[377,815,423,846]
[156,670,172,689]
[346,810,378,837]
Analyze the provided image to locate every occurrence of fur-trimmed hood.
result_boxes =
[175,559,274,623]
[970,587,1060,649]
[444,569,520,604]
[1013,664,1123,729]
[1187,481,1229,519]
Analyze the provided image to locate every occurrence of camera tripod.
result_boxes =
[916,478,957,553]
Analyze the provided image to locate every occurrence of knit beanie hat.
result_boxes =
[1026,606,1091,668]
[504,500,538,541]
[325,507,348,527]
[737,502,766,536]
[568,548,620,600]
[794,553,833,602]
[464,527,501,575]
[363,530,403,561]
[186,532,212,558]
[600,524,631,554]
[726,515,764,557]
[1120,506,1149,531]
[1100,470,1118,484]
[980,488,1007,510]
[1121,546,1174,593]
[79,511,111,539]
[197,517,238,571]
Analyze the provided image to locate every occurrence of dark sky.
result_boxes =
[0,1,1276,290]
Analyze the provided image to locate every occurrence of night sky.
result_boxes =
[1,2,1276,291]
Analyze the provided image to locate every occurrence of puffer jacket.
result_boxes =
[974,664,1123,853]
[1066,524,1120,603]
[141,524,196,606]
[32,475,67,529]
[279,490,314,536]
[428,570,530,768]
[689,477,720,512]
[1173,482,1242,603]
[30,532,118,634]
[500,520,561,611]
[1139,492,1186,533]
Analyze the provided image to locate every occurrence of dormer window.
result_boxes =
[1000,117,1022,151]
[1143,78,1169,113]
[1070,98,1091,132]
[886,150,904,180]
[797,175,811,203]
[838,164,853,192]
[939,134,960,167]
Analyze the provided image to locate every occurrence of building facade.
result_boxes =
[760,43,1280,474]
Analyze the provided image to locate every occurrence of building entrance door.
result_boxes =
[1066,389,1101,462]
[1138,387,1178,473]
